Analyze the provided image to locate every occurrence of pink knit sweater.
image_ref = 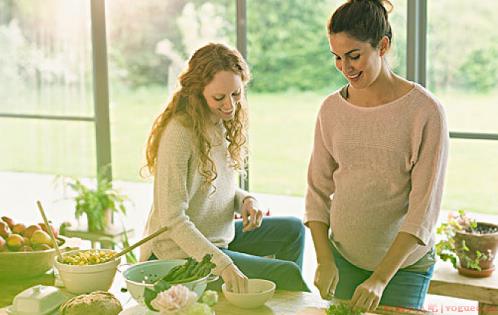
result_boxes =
[304,84,449,271]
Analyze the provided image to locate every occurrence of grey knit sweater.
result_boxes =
[140,117,250,275]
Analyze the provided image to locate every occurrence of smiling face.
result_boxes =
[329,32,388,90]
[202,70,243,123]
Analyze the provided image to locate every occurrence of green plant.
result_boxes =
[64,170,128,232]
[435,210,488,271]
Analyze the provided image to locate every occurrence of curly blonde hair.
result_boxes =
[144,43,251,184]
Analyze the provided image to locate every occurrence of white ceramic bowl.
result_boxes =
[222,279,276,309]
[53,249,120,294]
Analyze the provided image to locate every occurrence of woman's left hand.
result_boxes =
[350,275,386,312]
[240,197,263,232]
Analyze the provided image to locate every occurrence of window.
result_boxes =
[0,0,95,176]
[246,0,407,196]
[428,0,498,213]
[106,0,236,181]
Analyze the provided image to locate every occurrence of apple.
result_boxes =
[1,216,15,229]
[23,224,41,238]
[12,223,26,235]
[33,243,51,251]
[0,221,10,238]
[23,236,31,246]
[30,230,53,247]
[39,223,58,238]
[19,245,33,252]
[7,234,24,251]
[0,237,7,251]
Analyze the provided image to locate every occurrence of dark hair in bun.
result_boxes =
[327,0,393,48]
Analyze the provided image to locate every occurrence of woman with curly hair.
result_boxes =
[141,43,309,293]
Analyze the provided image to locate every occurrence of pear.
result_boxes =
[0,237,7,252]
[19,245,33,252]
[0,221,10,238]
[23,224,41,238]
[30,230,53,247]
[12,223,26,235]
[1,216,15,230]
[39,223,58,238]
[33,243,51,251]
[7,234,24,251]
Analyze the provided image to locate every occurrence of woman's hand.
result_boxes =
[240,197,263,232]
[314,259,339,300]
[350,276,386,312]
[221,263,248,293]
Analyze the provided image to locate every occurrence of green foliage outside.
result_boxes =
[1,1,498,215]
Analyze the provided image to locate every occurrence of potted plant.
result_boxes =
[436,210,498,278]
[65,172,128,233]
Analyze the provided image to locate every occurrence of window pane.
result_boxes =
[0,118,96,176]
[247,0,407,196]
[428,1,498,133]
[444,139,498,214]
[0,0,93,117]
[106,0,236,181]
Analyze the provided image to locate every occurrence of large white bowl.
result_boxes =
[123,259,217,305]
[53,249,120,294]
[222,279,276,309]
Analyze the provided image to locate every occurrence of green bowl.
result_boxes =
[123,259,217,305]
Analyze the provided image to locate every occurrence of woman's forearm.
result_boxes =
[308,221,334,265]
[371,232,420,284]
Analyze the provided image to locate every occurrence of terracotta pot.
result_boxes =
[454,222,498,276]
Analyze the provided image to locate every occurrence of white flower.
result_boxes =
[151,285,198,315]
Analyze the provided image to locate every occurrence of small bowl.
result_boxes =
[222,279,276,309]
[123,259,217,305]
[53,249,120,294]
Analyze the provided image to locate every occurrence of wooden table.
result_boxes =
[0,271,431,315]
[428,260,498,315]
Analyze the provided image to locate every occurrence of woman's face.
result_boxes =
[202,70,243,122]
[329,32,386,90]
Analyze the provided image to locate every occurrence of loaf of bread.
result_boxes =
[59,291,122,315]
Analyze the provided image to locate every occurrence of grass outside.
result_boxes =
[0,85,497,214]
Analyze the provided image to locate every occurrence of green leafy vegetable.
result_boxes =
[327,303,362,315]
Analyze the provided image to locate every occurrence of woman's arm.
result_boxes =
[308,221,339,299]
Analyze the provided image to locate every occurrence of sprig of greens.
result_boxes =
[327,303,362,315]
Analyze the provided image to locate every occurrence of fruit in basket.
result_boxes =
[19,245,33,252]
[7,234,24,251]
[33,243,52,251]
[23,224,42,238]
[12,223,26,235]
[0,238,6,251]
[1,216,15,229]
[39,222,58,238]
[31,230,53,247]
[0,221,9,238]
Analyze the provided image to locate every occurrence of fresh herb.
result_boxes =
[327,303,362,315]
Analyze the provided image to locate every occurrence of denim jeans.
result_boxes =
[149,216,310,292]
[209,216,310,292]
[332,246,434,310]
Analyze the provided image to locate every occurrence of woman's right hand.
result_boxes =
[314,259,339,300]
[221,263,248,293]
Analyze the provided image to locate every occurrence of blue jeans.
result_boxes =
[332,246,434,310]
[211,216,310,292]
